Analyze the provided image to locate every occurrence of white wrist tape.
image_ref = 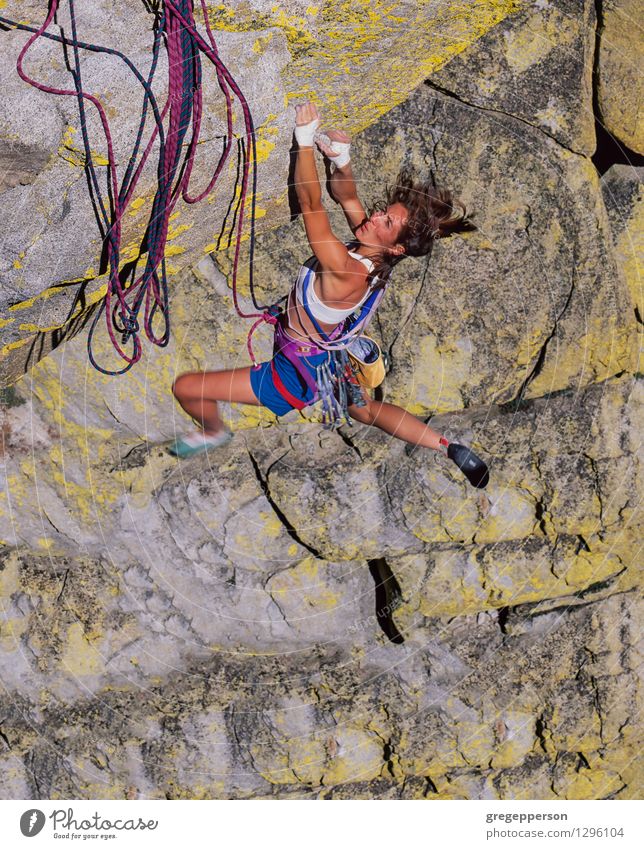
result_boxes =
[315,132,351,168]
[332,144,351,168]
[294,118,320,147]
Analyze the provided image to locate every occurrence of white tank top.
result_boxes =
[293,244,378,323]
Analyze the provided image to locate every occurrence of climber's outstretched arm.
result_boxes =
[293,102,353,277]
[316,128,368,234]
[328,160,368,234]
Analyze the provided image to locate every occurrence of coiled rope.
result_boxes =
[1,0,267,375]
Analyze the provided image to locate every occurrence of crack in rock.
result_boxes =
[507,267,577,407]
[247,449,324,559]
[424,80,586,158]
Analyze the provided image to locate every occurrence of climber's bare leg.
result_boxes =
[347,390,490,488]
[172,367,260,435]
[347,393,443,451]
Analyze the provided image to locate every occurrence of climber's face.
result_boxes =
[356,201,407,258]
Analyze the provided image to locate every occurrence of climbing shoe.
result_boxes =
[447,442,489,489]
[167,428,233,459]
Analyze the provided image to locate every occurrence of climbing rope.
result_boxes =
[1,0,266,375]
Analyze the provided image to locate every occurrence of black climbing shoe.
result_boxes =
[447,443,489,489]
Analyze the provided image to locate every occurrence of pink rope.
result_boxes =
[179,0,234,204]
[246,312,278,369]
[162,0,263,323]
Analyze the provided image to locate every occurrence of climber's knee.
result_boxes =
[171,374,185,398]
[172,372,197,399]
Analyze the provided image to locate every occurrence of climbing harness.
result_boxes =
[291,259,387,427]
[247,254,389,429]
[269,314,358,429]
[2,0,267,375]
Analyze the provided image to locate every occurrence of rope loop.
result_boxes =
[246,307,282,368]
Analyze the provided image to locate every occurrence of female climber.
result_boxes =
[169,100,489,488]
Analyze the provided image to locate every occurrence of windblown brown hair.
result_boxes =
[367,167,476,289]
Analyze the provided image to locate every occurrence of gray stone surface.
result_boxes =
[596,0,644,153]
[600,164,643,321]
[429,0,597,155]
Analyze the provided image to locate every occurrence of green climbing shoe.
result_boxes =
[167,428,233,459]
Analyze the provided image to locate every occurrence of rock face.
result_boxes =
[0,372,641,798]
[0,3,642,800]
[596,0,644,153]
[600,164,643,322]
[429,0,597,155]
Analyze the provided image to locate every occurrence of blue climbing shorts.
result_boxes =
[250,350,330,416]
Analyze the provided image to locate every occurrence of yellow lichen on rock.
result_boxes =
[59,622,104,677]
[502,9,576,74]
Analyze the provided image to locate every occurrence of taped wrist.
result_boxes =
[294,118,320,147]
[316,132,351,168]
[330,142,351,168]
